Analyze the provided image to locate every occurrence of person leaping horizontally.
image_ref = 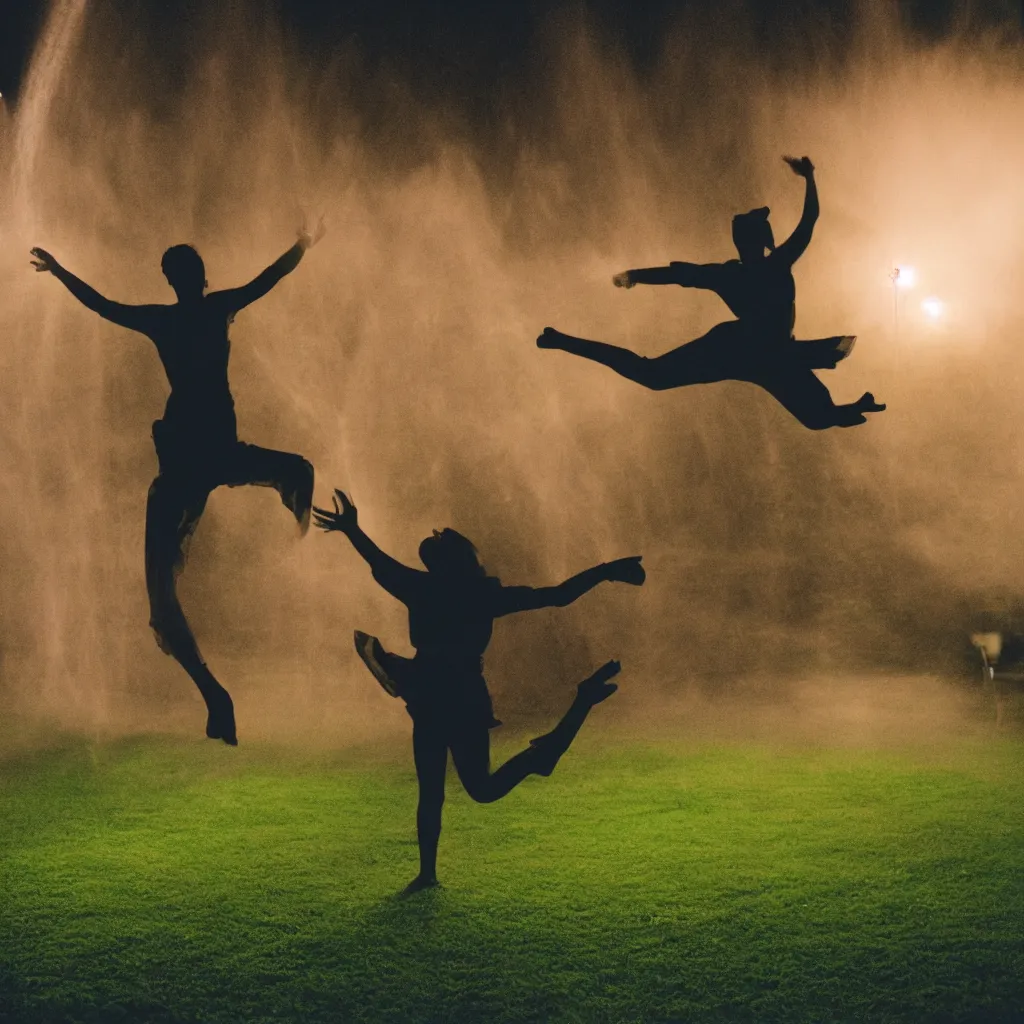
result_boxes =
[538,156,884,431]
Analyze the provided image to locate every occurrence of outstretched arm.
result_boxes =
[213,218,326,314]
[774,156,819,265]
[494,556,645,616]
[29,248,159,333]
[312,489,424,602]
[613,262,723,290]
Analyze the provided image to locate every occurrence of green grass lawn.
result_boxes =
[1,730,1023,1023]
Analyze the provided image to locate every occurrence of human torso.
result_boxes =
[143,298,237,442]
[406,575,500,670]
[713,257,796,340]
[401,575,503,728]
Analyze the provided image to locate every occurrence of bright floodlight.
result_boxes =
[921,297,944,319]
[894,265,917,288]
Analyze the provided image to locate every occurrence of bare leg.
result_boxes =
[407,719,448,892]
[537,327,663,387]
[537,324,739,390]
[528,660,621,776]
[224,442,315,533]
[449,724,542,804]
[145,474,236,744]
[443,663,621,803]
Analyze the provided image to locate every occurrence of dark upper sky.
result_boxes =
[1,0,1021,104]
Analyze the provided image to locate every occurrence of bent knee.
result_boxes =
[289,450,313,472]
[783,404,839,430]
[149,613,183,656]
[287,453,313,477]
[628,356,673,390]
[150,622,173,656]
[461,778,500,804]
[288,455,315,490]
[148,584,192,641]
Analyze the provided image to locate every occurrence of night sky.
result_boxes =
[2,0,1022,105]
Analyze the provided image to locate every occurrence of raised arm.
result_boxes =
[312,489,424,602]
[213,218,326,315]
[774,156,819,266]
[613,262,724,291]
[30,248,160,333]
[212,241,304,314]
[494,556,645,616]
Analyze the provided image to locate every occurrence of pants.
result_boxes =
[145,427,314,698]
[558,320,863,430]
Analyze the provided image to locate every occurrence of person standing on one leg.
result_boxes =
[313,489,645,894]
[539,156,885,430]
[30,221,325,745]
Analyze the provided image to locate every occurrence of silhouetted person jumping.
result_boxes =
[539,156,885,430]
[313,489,645,894]
[30,224,325,745]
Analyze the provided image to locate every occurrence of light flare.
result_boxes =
[894,265,917,289]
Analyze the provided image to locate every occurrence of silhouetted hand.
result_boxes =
[298,215,327,251]
[603,556,646,585]
[612,270,635,289]
[312,489,358,533]
[783,155,815,178]
[29,247,59,274]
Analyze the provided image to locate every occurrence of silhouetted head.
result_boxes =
[418,528,487,579]
[732,207,775,262]
[161,244,207,299]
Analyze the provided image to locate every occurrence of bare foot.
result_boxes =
[536,327,564,349]
[529,661,621,777]
[605,556,646,587]
[856,391,886,413]
[576,659,621,706]
[399,875,441,898]
[837,391,886,428]
[205,690,237,746]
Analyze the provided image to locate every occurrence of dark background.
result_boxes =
[3,0,1023,105]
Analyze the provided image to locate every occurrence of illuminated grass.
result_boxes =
[1,734,1023,1023]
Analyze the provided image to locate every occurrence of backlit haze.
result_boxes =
[1,0,1021,746]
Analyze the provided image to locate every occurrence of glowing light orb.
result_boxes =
[893,265,917,288]
[921,296,945,319]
